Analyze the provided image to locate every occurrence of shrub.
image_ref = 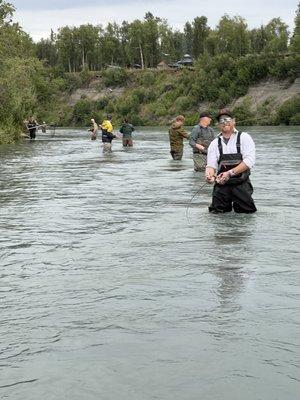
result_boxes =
[72,99,94,125]
[79,67,93,86]
[62,73,83,93]
[184,112,199,126]
[0,122,20,144]
[105,100,116,113]
[138,71,156,87]
[173,96,191,112]
[232,97,255,125]
[130,88,148,103]
[276,95,300,125]
[102,68,128,87]
[290,113,300,125]
[96,97,109,110]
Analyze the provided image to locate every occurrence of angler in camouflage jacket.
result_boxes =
[168,115,190,160]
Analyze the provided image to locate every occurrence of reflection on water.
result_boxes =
[0,127,299,400]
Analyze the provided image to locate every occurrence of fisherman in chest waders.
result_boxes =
[189,112,215,171]
[27,116,39,140]
[205,109,257,213]
[100,115,116,152]
[119,118,135,147]
[168,115,190,160]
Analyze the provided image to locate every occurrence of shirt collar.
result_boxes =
[218,128,238,137]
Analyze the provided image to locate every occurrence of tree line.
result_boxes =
[36,11,296,72]
[0,0,299,143]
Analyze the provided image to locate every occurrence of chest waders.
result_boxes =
[209,131,257,213]
[217,131,250,185]
[101,129,114,143]
[27,123,37,139]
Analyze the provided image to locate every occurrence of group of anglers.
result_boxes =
[169,109,257,214]
[24,109,257,214]
[88,115,134,151]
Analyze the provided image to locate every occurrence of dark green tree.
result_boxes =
[216,15,250,56]
[290,2,300,54]
[192,16,209,58]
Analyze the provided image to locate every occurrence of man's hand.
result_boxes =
[216,171,230,185]
[205,172,215,184]
[205,167,215,184]
[195,144,205,152]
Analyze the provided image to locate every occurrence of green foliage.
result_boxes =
[102,68,129,87]
[290,113,300,124]
[192,16,209,57]
[106,100,116,113]
[276,96,300,125]
[264,18,289,53]
[232,97,255,125]
[36,38,58,66]
[184,112,199,126]
[137,71,156,86]
[1,4,300,144]
[0,121,20,144]
[173,96,191,112]
[290,3,300,54]
[255,97,278,125]
[269,55,300,79]
[97,97,109,109]
[72,99,94,125]
[0,57,40,128]
[79,67,93,86]
[215,15,250,57]
[62,73,84,93]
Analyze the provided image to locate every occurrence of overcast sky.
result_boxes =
[12,0,298,41]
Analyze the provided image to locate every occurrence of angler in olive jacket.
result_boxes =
[189,112,215,171]
[168,115,190,160]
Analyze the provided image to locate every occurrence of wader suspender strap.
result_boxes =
[236,131,241,154]
[218,136,223,157]
[218,131,242,157]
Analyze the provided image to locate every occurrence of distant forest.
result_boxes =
[0,0,299,143]
[36,10,298,72]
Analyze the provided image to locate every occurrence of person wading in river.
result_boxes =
[89,118,98,140]
[189,112,215,171]
[119,118,135,147]
[205,109,257,213]
[41,122,47,133]
[100,115,116,152]
[168,115,190,160]
[27,116,39,140]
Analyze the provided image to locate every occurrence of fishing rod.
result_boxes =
[186,181,208,225]
[26,124,48,130]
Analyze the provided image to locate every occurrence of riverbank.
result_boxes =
[36,68,300,130]
[1,69,299,146]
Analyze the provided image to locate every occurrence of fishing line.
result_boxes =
[186,181,208,225]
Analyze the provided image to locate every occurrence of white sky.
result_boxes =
[12,0,298,41]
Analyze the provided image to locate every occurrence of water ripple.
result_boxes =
[0,127,299,400]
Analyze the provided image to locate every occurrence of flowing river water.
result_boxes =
[0,126,299,400]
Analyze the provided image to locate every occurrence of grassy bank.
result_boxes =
[36,63,300,129]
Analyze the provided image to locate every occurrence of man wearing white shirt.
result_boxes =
[205,109,257,213]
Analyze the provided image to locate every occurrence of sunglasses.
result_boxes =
[218,117,232,124]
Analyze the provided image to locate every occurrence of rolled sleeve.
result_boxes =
[241,133,255,169]
[206,139,218,170]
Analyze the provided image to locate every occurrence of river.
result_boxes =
[0,126,299,400]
